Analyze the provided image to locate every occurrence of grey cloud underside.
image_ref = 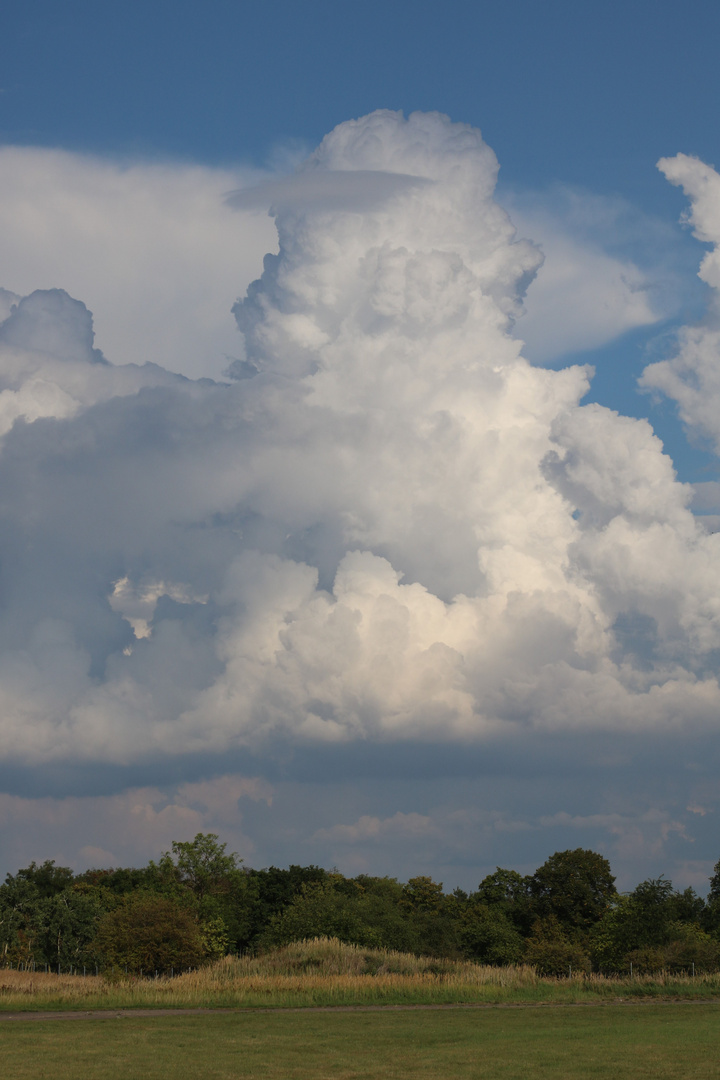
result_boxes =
[227,170,432,213]
[3,730,715,891]
[1,111,720,781]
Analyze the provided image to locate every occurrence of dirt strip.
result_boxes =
[1,999,719,1021]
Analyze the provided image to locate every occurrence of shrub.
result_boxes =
[523,917,591,976]
[458,903,524,965]
[94,893,206,975]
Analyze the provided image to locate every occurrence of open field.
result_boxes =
[3,939,720,1012]
[1,1003,719,1079]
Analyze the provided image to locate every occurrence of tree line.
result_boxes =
[2,835,720,977]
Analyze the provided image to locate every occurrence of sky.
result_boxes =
[1,0,720,894]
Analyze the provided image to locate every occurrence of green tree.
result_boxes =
[705,859,720,932]
[0,869,43,964]
[37,884,107,970]
[400,877,445,913]
[475,869,534,934]
[709,859,720,905]
[627,877,675,946]
[591,895,645,972]
[151,833,258,955]
[341,876,419,953]
[75,865,163,897]
[0,861,82,966]
[239,865,327,951]
[457,902,524,965]
[529,849,616,935]
[590,878,703,973]
[399,876,460,958]
[0,865,114,969]
[11,860,75,899]
[668,886,705,924]
[263,874,461,957]
[262,880,373,948]
[164,833,241,900]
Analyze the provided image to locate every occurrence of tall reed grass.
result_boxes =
[2,937,720,1012]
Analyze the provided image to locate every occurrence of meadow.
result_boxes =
[1,1003,719,1079]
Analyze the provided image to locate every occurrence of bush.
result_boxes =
[662,923,720,973]
[458,903,524,965]
[523,917,591,976]
[94,893,206,975]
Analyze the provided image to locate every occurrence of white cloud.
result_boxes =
[110,576,208,641]
[1,111,720,887]
[313,812,437,847]
[1,110,720,768]
[513,225,657,362]
[640,155,720,449]
[0,147,276,379]
[0,289,181,438]
[503,189,666,362]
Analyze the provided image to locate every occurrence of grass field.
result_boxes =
[2,938,720,1013]
[1,1003,719,1079]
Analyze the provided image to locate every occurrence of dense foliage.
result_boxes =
[2,836,719,975]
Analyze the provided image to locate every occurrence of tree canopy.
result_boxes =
[1,839,718,975]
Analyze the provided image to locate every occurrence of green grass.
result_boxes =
[1,1004,719,1079]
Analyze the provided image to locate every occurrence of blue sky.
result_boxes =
[3,0,718,479]
[3,0,718,194]
[2,1,720,892]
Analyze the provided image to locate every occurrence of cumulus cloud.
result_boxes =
[0,289,181,438]
[640,154,720,450]
[2,110,720,886]
[0,147,276,379]
[1,108,720,761]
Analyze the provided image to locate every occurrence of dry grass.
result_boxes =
[2,937,720,1012]
[0,967,106,997]
[185,936,541,982]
